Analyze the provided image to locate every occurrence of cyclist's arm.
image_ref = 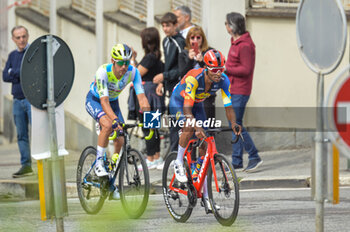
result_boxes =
[100,96,118,121]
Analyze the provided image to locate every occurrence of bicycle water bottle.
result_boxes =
[192,156,204,181]
[191,161,196,173]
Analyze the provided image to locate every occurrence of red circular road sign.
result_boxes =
[326,65,350,158]
[333,77,350,147]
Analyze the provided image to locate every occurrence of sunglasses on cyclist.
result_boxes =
[114,60,130,66]
[207,66,225,74]
[190,36,201,40]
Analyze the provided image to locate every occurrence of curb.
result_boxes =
[2,176,350,200]
[0,179,39,199]
[240,176,311,189]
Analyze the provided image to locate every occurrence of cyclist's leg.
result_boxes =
[169,99,193,182]
[110,99,124,154]
[193,104,210,200]
[201,176,213,212]
[193,103,208,157]
[85,92,112,176]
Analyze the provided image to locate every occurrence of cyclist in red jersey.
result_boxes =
[169,49,241,185]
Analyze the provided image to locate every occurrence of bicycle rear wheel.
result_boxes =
[76,146,106,214]
[162,152,193,223]
[119,148,150,219]
[207,153,239,226]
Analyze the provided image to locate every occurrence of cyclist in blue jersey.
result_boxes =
[170,49,241,181]
[86,44,150,177]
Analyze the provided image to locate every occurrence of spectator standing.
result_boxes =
[153,12,185,152]
[225,12,263,172]
[178,26,216,121]
[173,5,195,39]
[2,25,33,178]
[130,27,165,169]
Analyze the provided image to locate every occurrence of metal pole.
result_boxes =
[315,72,325,232]
[147,0,154,27]
[46,35,64,232]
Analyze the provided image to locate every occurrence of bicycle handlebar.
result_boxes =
[108,123,154,141]
[191,126,242,148]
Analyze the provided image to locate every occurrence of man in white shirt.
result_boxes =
[173,5,195,39]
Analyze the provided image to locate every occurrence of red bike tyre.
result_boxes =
[207,153,240,226]
[162,152,193,223]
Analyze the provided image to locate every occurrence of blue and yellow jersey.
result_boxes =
[172,68,232,107]
[89,63,144,101]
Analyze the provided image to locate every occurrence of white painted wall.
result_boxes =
[59,18,97,129]
[244,16,350,129]
[9,0,350,134]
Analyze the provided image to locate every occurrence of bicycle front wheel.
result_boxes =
[162,151,193,223]
[76,146,106,214]
[207,153,239,226]
[119,148,150,219]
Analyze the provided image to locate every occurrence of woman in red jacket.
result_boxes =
[225,12,263,172]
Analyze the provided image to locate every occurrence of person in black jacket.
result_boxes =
[154,12,185,97]
[153,12,185,153]
[2,25,33,178]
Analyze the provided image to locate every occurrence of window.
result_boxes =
[250,0,350,10]
[28,0,50,16]
[72,0,96,19]
[172,0,202,25]
[120,0,147,21]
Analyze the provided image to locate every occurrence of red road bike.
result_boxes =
[162,127,240,226]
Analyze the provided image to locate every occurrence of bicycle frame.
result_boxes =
[82,127,132,190]
[168,135,222,199]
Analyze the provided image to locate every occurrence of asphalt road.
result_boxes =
[1,187,350,232]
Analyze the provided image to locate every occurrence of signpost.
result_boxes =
[21,35,74,232]
[296,0,347,231]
